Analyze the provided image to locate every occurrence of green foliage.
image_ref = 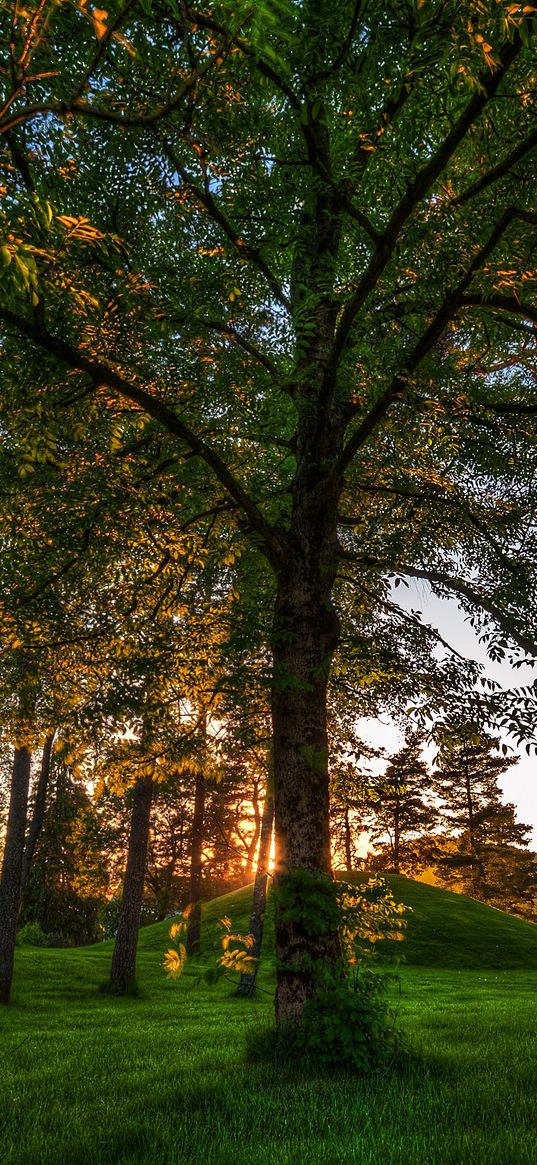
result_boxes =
[163,910,257,985]
[275,868,340,938]
[273,869,407,1070]
[296,969,400,1073]
[20,763,110,946]
[15,921,49,948]
[368,736,433,875]
[275,868,408,957]
[337,877,409,963]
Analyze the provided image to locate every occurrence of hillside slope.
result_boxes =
[137,874,537,971]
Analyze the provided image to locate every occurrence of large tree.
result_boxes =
[368,736,432,875]
[1,0,537,1026]
[432,731,521,899]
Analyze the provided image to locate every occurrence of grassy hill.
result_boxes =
[3,876,537,1165]
[137,873,537,971]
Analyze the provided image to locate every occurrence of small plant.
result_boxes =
[296,968,401,1072]
[336,876,409,964]
[163,910,257,986]
[275,872,410,1072]
[16,921,49,947]
[162,915,189,979]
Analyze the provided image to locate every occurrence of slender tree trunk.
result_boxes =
[244,778,261,880]
[107,774,153,994]
[186,765,206,956]
[0,747,32,1003]
[21,732,55,891]
[237,782,274,997]
[344,802,353,873]
[394,802,400,874]
[465,759,484,897]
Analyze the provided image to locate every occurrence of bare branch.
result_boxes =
[397,564,537,660]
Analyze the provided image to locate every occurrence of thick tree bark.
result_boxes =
[271,486,343,1026]
[237,783,274,997]
[0,747,32,1003]
[21,732,55,891]
[185,765,206,956]
[107,774,153,994]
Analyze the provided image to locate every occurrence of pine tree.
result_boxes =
[330,760,373,873]
[432,733,534,910]
[21,758,110,946]
[368,737,432,875]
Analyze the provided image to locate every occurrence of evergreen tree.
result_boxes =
[330,759,374,873]
[368,737,432,875]
[478,804,537,919]
[432,733,534,908]
[21,758,110,945]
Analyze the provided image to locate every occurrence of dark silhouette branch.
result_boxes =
[328,31,527,379]
[0,308,284,567]
[333,205,533,475]
[453,128,537,206]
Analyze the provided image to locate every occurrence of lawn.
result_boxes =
[1,879,537,1165]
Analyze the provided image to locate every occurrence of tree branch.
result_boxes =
[332,205,533,476]
[166,314,278,374]
[328,31,526,379]
[157,135,290,312]
[400,564,537,659]
[0,27,228,135]
[460,292,537,327]
[453,127,537,206]
[0,308,284,568]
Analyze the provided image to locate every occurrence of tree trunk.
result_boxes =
[21,732,55,891]
[186,765,206,956]
[271,513,342,1026]
[0,747,32,1003]
[465,757,485,897]
[394,801,400,874]
[344,802,352,873]
[107,774,153,994]
[237,782,274,997]
[244,777,261,880]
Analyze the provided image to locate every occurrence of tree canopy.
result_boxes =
[1,0,536,1027]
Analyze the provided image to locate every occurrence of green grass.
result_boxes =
[2,879,537,1165]
[137,873,537,970]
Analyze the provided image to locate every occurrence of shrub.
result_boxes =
[276,872,409,1072]
[296,968,401,1072]
[16,921,49,947]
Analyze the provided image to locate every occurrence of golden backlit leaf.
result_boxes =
[163,948,182,977]
[169,920,186,941]
[92,7,108,38]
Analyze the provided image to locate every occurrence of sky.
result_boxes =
[358,580,537,846]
